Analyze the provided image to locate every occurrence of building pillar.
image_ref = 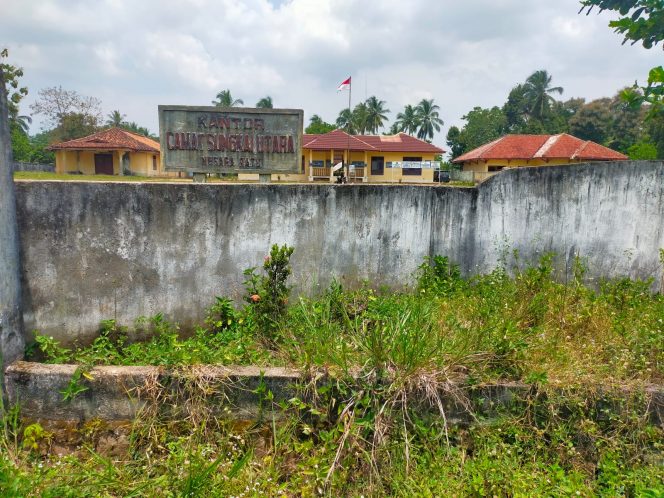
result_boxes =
[329,149,335,183]
[0,65,24,379]
[308,149,313,182]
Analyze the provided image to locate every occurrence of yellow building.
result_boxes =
[48,127,167,177]
[241,129,444,183]
[453,134,627,180]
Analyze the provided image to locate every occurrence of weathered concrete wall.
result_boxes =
[14,162,54,173]
[14,160,664,344]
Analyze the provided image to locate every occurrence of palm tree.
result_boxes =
[394,104,419,135]
[336,108,356,134]
[415,99,444,141]
[352,102,369,134]
[212,90,244,107]
[105,110,126,127]
[522,70,563,120]
[12,114,32,133]
[364,96,390,134]
[255,96,273,108]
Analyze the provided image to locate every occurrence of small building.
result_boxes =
[453,134,627,180]
[241,129,444,183]
[48,127,165,177]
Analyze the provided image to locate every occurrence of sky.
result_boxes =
[1,0,662,151]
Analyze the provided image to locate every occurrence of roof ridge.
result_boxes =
[533,134,560,158]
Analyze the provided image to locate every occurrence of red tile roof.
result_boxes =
[48,127,160,153]
[452,134,626,163]
[304,130,443,154]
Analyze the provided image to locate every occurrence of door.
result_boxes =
[371,156,384,176]
[94,153,114,175]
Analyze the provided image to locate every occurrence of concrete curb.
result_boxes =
[5,361,663,427]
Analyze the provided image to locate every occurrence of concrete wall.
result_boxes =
[14,162,55,173]
[14,160,664,345]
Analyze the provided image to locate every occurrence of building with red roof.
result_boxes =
[452,134,627,178]
[48,127,170,177]
[299,129,444,183]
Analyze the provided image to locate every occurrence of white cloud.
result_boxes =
[1,0,661,149]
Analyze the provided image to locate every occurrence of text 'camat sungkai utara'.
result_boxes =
[159,106,303,174]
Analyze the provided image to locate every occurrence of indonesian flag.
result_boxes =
[337,76,351,91]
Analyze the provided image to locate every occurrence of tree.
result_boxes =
[569,98,613,143]
[305,114,335,134]
[580,1,663,112]
[1,49,30,135]
[445,106,507,159]
[503,84,529,133]
[255,96,273,109]
[336,108,356,134]
[445,126,466,159]
[415,98,444,141]
[352,102,369,134]
[394,104,419,135]
[212,89,243,107]
[30,86,101,131]
[50,112,99,142]
[522,70,563,121]
[106,110,126,127]
[364,96,390,134]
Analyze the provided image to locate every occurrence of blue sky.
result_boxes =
[1,0,661,150]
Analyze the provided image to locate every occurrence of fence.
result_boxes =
[14,162,55,173]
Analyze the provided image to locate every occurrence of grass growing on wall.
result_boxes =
[5,248,663,496]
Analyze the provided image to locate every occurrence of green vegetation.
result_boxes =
[3,247,664,495]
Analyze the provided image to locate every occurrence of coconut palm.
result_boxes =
[12,114,32,133]
[364,96,390,134]
[212,90,244,107]
[352,102,369,134]
[105,110,126,127]
[336,108,356,134]
[394,104,419,135]
[415,99,444,141]
[255,96,273,108]
[522,70,563,120]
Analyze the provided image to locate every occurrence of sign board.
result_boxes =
[159,106,303,174]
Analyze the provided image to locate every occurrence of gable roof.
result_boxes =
[48,127,160,153]
[304,130,444,154]
[452,134,626,163]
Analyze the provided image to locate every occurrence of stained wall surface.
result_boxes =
[15,161,664,344]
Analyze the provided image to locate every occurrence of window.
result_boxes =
[402,156,422,176]
[370,156,384,175]
[152,155,157,171]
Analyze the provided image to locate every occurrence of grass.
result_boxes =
[4,249,664,496]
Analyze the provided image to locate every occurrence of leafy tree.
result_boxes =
[30,86,101,131]
[305,114,335,134]
[646,110,664,157]
[627,140,658,158]
[0,48,28,123]
[105,110,126,127]
[255,96,273,108]
[503,84,529,133]
[394,104,419,135]
[9,122,31,162]
[28,131,55,164]
[212,89,243,107]
[364,96,390,134]
[445,126,465,159]
[415,98,444,141]
[579,0,663,49]
[569,98,613,143]
[445,107,506,159]
[523,70,563,120]
[50,112,99,142]
[580,1,663,112]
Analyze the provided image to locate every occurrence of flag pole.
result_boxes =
[346,77,351,182]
